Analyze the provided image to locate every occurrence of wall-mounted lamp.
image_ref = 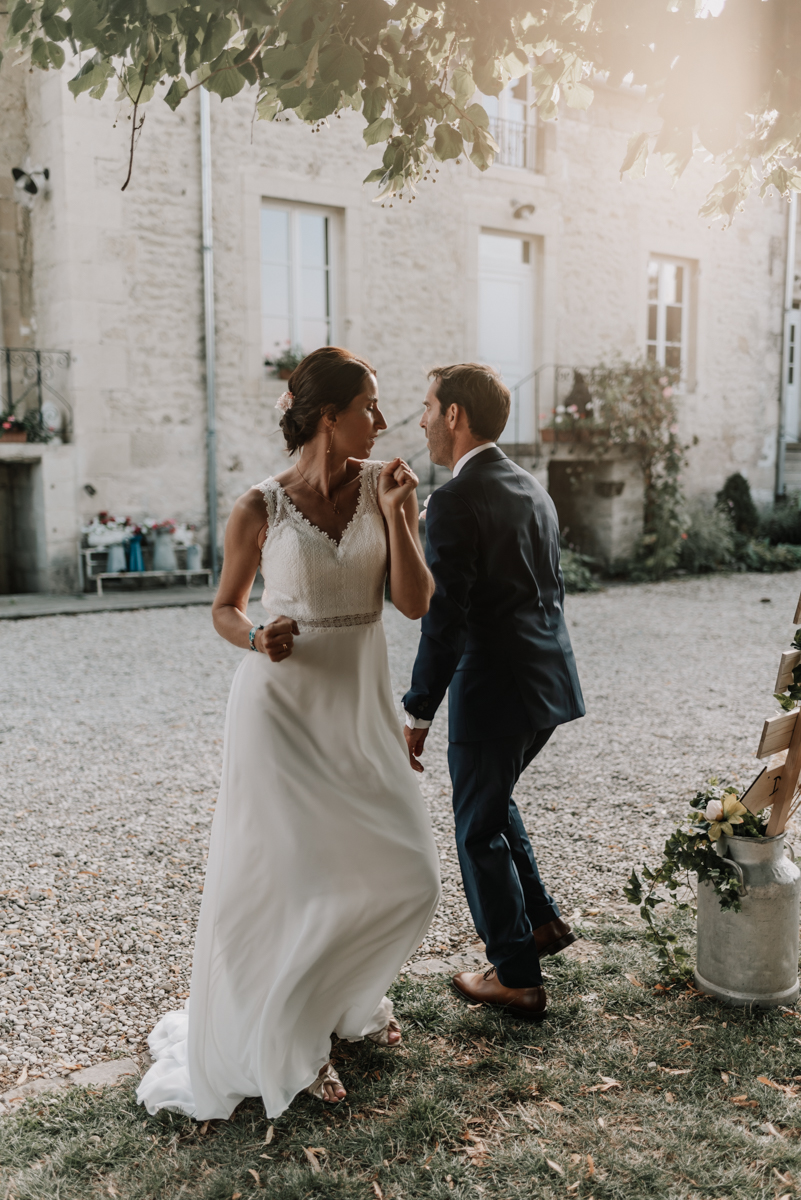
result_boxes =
[511,201,536,219]
[12,164,50,209]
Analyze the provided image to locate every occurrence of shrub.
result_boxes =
[759,493,801,545]
[738,539,801,572]
[561,547,598,593]
[715,472,759,536]
[679,502,735,573]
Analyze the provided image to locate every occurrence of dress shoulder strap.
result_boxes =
[253,478,280,525]
[360,459,384,509]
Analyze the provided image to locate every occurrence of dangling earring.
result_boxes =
[327,425,335,455]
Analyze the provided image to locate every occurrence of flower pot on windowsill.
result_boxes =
[0,429,27,443]
[278,368,293,380]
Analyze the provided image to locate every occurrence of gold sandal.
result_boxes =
[305,1061,346,1103]
[366,1016,402,1046]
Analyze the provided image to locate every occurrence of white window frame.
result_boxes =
[260,200,337,359]
[646,255,695,388]
[481,74,543,173]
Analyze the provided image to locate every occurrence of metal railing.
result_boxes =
[1,348,72,442]
[488,117,538,171]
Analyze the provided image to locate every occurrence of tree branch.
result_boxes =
[121,62,149,192]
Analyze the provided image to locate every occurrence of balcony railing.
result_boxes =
[1,348,72,442]
[488,117,539,171]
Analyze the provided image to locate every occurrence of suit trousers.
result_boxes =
[447,727,558,988]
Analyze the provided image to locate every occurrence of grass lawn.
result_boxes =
[2,918,800,1200]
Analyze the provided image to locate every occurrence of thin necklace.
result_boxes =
[295,462,359,515]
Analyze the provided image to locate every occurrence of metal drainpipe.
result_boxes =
[776,190,798,499]
[200,87,218,582]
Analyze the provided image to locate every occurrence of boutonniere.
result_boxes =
[421,493,432,521]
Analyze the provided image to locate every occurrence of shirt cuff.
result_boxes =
[404,709,433,729]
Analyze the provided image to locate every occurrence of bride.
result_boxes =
[136,347,441,1119]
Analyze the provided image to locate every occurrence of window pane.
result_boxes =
[648,305,658,342]
[261,208,291,357]
[662,263,679,306]
[481,93,499,120]
[646,343,657,361]
[648,261,659,302]
[665,305,682,344]
[301,318,331,352]
[300,214,327,267]
[301,267,329,322]
[665,345,681,370]
[261,208,289,264]
[674,266,684,304]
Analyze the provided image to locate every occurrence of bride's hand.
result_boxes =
[259,616,300,661]
[377,458,419,519]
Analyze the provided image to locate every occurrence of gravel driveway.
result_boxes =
[0,572,798,1091]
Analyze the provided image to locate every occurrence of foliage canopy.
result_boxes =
[3,0,801,215]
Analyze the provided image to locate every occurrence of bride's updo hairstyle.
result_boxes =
[280,346,376,454]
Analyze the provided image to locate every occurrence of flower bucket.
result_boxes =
[152,530,177,571]
[106,543,127,573]
[694,832,800,1007]
[185,544,201,570]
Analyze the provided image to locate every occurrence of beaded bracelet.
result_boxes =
[248,624,264,651]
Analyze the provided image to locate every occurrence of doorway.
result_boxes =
[0,462,41,593]
[477,231,535,443]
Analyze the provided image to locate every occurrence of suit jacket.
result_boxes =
[402,446,585,742]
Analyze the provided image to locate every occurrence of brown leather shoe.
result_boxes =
[452,966,547,1020]
[533,917,577,958]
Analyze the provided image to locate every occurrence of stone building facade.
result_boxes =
[0,30,796,590]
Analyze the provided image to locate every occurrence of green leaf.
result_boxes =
[278,0,314,44]
[362,85,387,123]
[317,41,364,92]
[462,102,489,131]
[472,57,502,97]
[9,0,33,37]
[363,115,393,145]
[146,0,182,14]
[620,131,650,181]
[204,50,247,99]
[200,14,233,66]
[433,122,463,160]
[450,65,475,106]
[363,166,387,184]
[67,56,114,98]
[564,79,593,110]
[256,88,280,119]
[164,76,188,110]
[42,13,68,40]
[30,37,51,69]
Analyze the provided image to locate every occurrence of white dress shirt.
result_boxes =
[404,442,496,729]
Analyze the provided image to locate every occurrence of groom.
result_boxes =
[402,363,585,1020]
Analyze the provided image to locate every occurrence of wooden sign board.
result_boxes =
[775,649,801,693]
[740,750,788,814]
[756,708,799,758]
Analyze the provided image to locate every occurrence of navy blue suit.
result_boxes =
[403,446,584,987]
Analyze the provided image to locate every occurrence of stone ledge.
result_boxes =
[0,1056,141,1113]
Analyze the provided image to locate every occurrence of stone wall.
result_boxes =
[0,60,793,581]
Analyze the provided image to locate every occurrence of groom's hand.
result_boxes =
[404,726,428,772]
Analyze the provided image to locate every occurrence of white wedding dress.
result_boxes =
[136,460,441,1120]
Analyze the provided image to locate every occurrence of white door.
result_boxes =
[477,232,534,443]
[785,309,801,443]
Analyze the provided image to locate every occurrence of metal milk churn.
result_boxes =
[694,832,800,1008]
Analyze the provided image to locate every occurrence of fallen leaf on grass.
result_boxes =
[773,1168,793,1183]
[546,1159,564,1176]
[539,1100,564,1111]
[372,1183,384,1199]
[720,1071,729,1083]
[199,1122,209,1136]
[660,1068,691,1075]
[567,1183,579,1194]
[625,973,642,987]
[586,1154,595,1176]
[583,1077,622,1094]
[665,1092,675,1103]
[758,1076,799,1097]
[731,1095,759,1108]
[232,1195,242,1199]
[466,1003,483,1010]
[247,1168,263,1186]
[14,1066,28,1088]
[303,1148,326,1172]
[264,1125,274,1145]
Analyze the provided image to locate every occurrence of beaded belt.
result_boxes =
[296,610,383,631]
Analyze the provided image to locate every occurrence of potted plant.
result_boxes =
[82,513,136,572]
[1,410,56,443]
[265,344,304,380]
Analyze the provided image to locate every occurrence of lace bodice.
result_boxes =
[255,460,387,628]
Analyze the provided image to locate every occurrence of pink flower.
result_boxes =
[662,386,673,398]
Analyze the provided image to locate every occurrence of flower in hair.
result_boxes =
[275,391,295,413]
